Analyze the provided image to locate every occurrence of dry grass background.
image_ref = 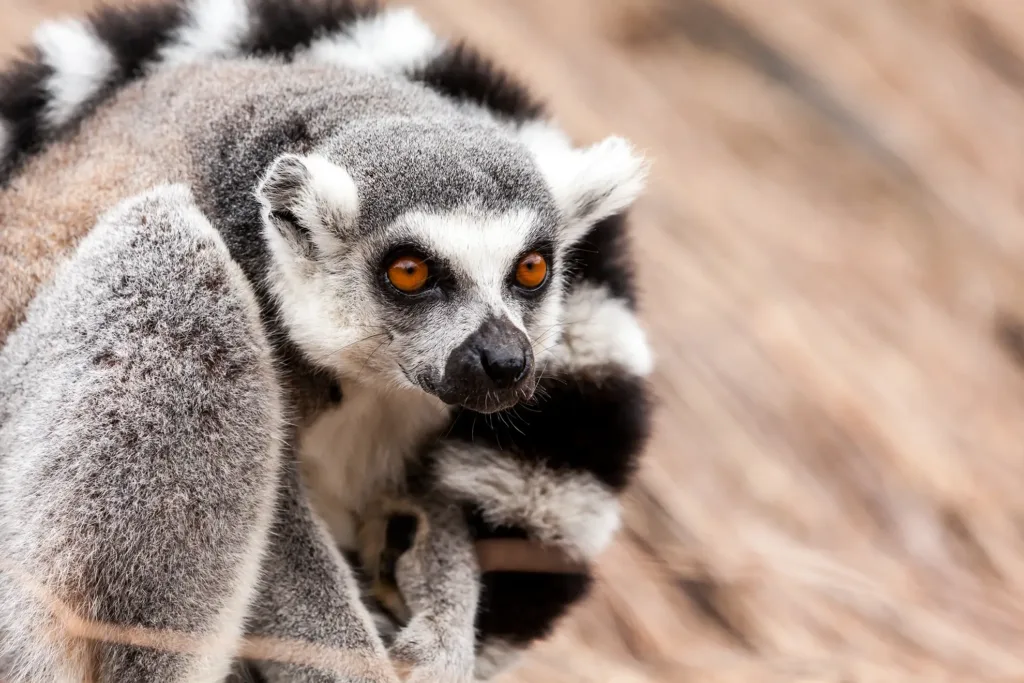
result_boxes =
[5,0,1024,681]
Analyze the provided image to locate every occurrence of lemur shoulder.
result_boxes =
[0,2,654,682]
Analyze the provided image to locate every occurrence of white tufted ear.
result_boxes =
[256,153,359,259]
[519,122,648,246]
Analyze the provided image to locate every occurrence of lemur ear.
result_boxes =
[256,153,359,258]
[520,123,648,246]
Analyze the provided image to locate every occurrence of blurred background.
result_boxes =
[5,0,1024,681]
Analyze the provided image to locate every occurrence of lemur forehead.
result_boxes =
[318,116,559,233]
[394,206,554,276]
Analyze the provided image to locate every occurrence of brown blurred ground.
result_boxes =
[5,1,1024,681]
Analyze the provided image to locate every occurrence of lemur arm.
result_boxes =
[245,457,398,683]
[0,186,396,683]
[358,497,481,683]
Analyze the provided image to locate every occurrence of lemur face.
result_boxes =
[257,117,646,412]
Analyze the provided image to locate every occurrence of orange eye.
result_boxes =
[387,255,429,293]
[515,252,548,290]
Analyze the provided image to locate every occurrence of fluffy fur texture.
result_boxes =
[33,18,117,130]
[358,497,481,683]
[0,186,286,682]
[305,8,442,73]
[0,2,653,681]
[159,0,252,65]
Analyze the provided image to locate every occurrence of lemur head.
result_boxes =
[256,116,646,413]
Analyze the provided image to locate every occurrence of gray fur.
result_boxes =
[375,498,480,683]
[245,457,397,683]
[0,185,285,682]
[318,115,557,232]
[0,186,402,683]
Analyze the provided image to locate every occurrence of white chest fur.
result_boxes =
[297,381,451,549]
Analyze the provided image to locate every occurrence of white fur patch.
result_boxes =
[307,7,443,73]
[159,0,250,66]
[519,121,648,245]
[299,382,450,549]
[399,207,552,358]
[550,283,654,377]
[34,19,117,130]
[433,444,622,559]
[301,155,360,237]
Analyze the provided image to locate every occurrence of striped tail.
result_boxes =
[0,0,545,185]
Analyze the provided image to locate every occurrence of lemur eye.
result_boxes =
[514,252,548,290]
[387,255,429,293]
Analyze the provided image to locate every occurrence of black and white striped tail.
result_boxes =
[0,0,543,184]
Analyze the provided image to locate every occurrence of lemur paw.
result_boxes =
[358,498,479,683]
[390,618,474,683]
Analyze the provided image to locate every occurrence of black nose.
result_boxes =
[480,344,528,388]
[440,316,535,403]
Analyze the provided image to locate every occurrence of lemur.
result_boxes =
[0,2,654,682]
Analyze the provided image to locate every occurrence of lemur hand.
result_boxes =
[361,499,480,683]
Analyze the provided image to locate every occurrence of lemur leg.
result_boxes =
[242,458,399,683]
[360,498,480,683]
[0,186,284,683]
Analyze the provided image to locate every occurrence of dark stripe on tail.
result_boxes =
[409,42,545,122]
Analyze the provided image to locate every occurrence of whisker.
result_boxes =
[322,331,389,356]
[355,339,392,382]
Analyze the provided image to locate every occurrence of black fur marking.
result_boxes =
[0,51,54,183]
[246,0,379,58]
[385,513,419,554]
[476,571,592,647]
[567,212,639,308]
[228,662,268,683]
[327,380,343,404]
[445,371,651,491]
[409,43,545,122]
[89,1,187,80]
[378,514,418,590]
[469,494,593,647]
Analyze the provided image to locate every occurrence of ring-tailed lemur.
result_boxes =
[0,2,654,682]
